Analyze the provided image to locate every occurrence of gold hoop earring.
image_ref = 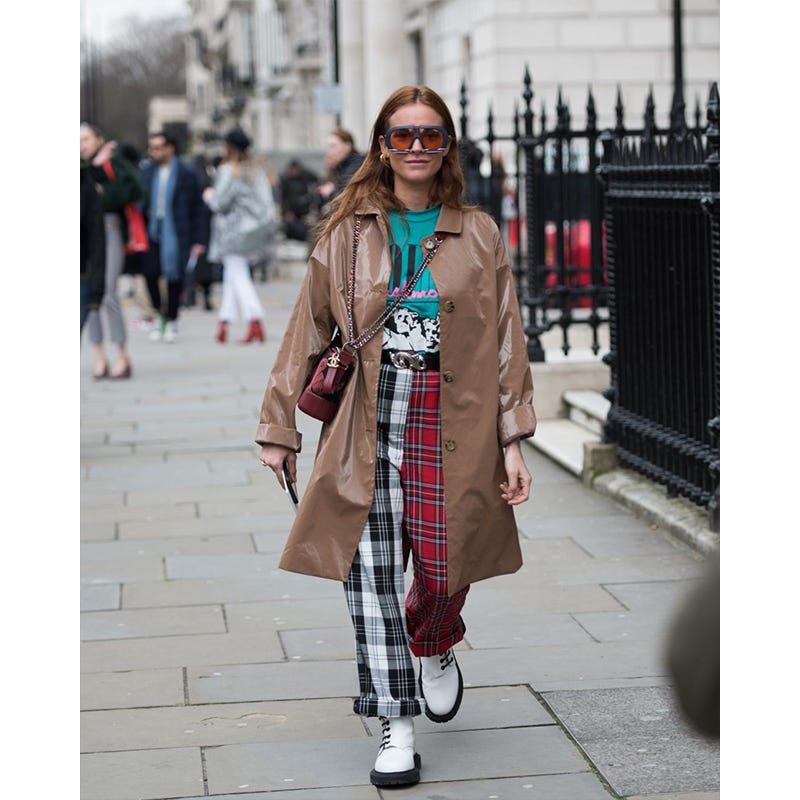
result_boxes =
[380,153,391,166]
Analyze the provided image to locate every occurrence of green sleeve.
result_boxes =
[91,154,145,213]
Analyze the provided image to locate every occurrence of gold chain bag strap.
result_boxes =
[297,215,444,423]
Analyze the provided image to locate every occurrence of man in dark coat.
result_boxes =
[279,159,319,241]
[141,131,209,342]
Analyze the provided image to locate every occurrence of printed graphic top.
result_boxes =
[382,205,441,353]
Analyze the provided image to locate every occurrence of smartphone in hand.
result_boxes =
[282,461,299,513]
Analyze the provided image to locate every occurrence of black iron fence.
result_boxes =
[599,85,720,527]
[458,70,720,526]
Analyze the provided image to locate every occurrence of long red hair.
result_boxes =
[315,85,466,242]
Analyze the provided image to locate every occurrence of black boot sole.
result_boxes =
[370,753,421,786]
[420,660,464,723]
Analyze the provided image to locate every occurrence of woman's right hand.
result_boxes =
[259,444,296,489]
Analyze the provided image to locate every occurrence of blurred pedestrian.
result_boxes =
[251,153,280,283]
[279,158,318,242]
[80,164,105,335]
[80,122,143,379]
[118,142,159,329]
[666,550,720,739]
[186,153,219,311]
[141,131,209,343]
[255,85,535,787]
[315,127,365,215]
[203,126,276,344]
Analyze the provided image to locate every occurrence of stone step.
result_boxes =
[563,389,610,436]
[528,419,600,477]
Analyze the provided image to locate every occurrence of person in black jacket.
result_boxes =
[81,122,144,379]
[315,128,365,216]
[80,166,106,334]
[140,131,209,343]
[279,159,318,241]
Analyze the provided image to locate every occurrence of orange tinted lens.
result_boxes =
[388,129,414,149]
[420,128,445,149]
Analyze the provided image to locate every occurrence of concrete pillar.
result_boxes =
[362,1,407,143]
[339,0,407,148]
[337,0,366,145]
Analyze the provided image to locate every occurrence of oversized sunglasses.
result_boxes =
[383,125,450,154]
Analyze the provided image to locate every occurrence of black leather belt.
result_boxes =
[381,350,440,371]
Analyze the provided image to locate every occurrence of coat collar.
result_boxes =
[356,203,463,235]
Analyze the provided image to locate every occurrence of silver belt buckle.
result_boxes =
[390,351,426,371]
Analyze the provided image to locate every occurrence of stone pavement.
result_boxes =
[80,255,720,800]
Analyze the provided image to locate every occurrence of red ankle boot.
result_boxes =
[216,321,227,343]
[239,319,265,344]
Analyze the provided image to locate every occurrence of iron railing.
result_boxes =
[458,70,720,525]
[598,85,720,527]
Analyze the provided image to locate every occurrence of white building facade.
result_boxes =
[184,0,719,162]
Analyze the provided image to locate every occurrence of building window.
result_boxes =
[409,30,424,85]
[461,34,472,90]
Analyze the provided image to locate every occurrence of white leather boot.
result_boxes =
[369,716,421,787]
[419,648,464,722]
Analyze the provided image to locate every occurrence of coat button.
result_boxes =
[443,300,455,313]
[444,440,456,451]
[442,371,454,382]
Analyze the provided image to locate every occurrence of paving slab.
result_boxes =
[80,503,199,524]
[463,611,595,649]
[117,514,281,540]
[81,668,185,711]
[279,625,356,660]
[456,641,667,689]
[80,519,118,541]
[81,630,285,672]
[81,534,256,560]
[568,526,694,559]
[80,747,203,800]
[603,581,702,614]
[364,685,554,733]
[174,789,381,800]
[203,727,589,794]
[166,553,278,579]
[81,604,226,641]
[627,794,719,800]
[542,686,719,796]
[464,583,625,615]
[222,598,353,633]
[517,510,665,541]
[186,660,359,704]
[511,551,705,587]
[81,583,121,612]
[81,698,366,752]
[123,484,274,507]
[572,609,678,644]
[81,556,165,584]
[378,773,614,800]
[122,571,343,608]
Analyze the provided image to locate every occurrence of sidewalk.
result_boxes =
[80,255,719,800]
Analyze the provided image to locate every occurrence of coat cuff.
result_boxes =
[497,406,537,447]
[254,423,303,453]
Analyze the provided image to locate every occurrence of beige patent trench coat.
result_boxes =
[255,204,537,596]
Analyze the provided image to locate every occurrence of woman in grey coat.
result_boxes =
[203,127,276,344]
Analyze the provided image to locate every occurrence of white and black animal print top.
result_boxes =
[382,205,441,354]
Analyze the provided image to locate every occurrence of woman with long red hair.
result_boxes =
[256,86,536,787]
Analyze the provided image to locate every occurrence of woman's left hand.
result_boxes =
[500,439,533,505]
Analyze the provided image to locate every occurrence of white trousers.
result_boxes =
[219,253,265,323]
